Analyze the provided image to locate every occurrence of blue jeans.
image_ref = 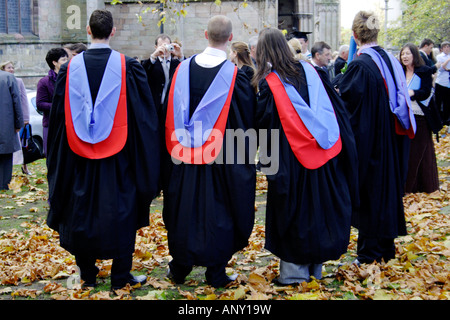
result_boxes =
[277,260,322,284]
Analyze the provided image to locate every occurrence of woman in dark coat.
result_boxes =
[36,48,68,156]
[400,43,440,193]
[253,27,358,285]
[229,41,255,81]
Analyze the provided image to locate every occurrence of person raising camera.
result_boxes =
[141,34,184,111]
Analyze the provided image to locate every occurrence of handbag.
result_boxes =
[20,124,44,164]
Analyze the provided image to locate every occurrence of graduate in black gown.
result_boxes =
[160,15,256,288]
[337,12,415,264]
[46,10,160,289]
[253,28,359,285]
[229,41,255,81]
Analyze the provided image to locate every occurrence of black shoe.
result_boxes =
[82,281,97,288]
[111,274,147,290]
[209,273,238,288]
[21,166,31,175]
[271,277,299,286]
[167,267,185,284]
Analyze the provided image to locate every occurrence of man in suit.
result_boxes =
[141,34,183,112]
[334,45,349,75]
[419,39,436,69]
[46,9,160,290]
[311,41,333,83]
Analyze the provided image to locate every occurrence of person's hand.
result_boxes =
[408,89,414,97]
[171,43,183,60]
[151,44,169,60]
[444,57,450,70]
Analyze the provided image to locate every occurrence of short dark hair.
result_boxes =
[155,34,171,45]
[65,42,88,54]
[89,9,114,40]
[45,47,68,70]
[311,41,331,59]
[419,38,434,48]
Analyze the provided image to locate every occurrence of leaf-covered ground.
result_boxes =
[1,130,449,301]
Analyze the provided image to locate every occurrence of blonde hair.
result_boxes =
[0,60,14,71]
[231,41,254,68]
[352,11,380,44]
[288,38,305,61]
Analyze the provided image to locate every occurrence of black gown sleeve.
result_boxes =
[124,57,161,202]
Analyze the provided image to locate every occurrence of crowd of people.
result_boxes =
[0,8,449,291]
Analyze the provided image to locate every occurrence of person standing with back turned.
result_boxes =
[161,15,256,288]
[338,11,416,265]
[46,9,160,290]
[253,27,358,285]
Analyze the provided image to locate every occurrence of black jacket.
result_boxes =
[141,57,181,109]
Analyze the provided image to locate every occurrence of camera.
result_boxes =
[164,44,174,52]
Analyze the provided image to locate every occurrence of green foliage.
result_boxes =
[387,0,450,47]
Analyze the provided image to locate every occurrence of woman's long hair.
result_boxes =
[230,41,255,69]
[252,27,303,88]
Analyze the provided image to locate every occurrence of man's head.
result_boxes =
[155,33,172,48]
[87,9,115,40]
[289,30,310,54]
[248,35,258,60]
[298,38,309,54]
[155,34,172,48]
[205,15,233,48]
[441,41,450,54]
[419,38,434,55]
[338,44,349,60]
[311,41,332,67]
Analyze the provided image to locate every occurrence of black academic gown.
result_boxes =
[160,58,256,267]
[46,48,160,259]
[338,46,410,239]
[256,62,359,264]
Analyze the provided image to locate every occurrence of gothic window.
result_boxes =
[0,0,33,34]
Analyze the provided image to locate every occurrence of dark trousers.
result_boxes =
[0,153,13,190]
[169,260,229,287]
[435,83,450,125]
[76,254,133,287]
[356,235,396,264]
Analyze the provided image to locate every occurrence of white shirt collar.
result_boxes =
[311,59,319,67]
[194,47,227,68]
[89,43,111,49]
[158,55,171,63]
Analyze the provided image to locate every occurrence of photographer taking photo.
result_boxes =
[141,34,184,110]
